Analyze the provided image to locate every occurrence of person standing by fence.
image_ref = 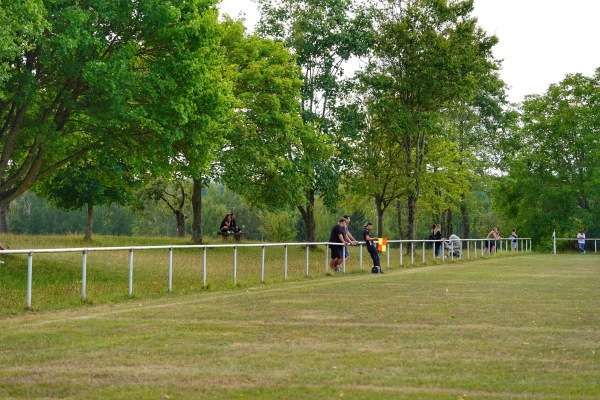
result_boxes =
[577,230,586,254]
[362,222,383,273]
[433,224,443,258]
[484,227,500,256]
[329,218,348,272]
[509,229,519,251]
[343,215,359,262]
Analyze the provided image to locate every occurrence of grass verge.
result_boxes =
[1,253,599,399]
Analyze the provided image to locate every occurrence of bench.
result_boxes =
[218,231,246,242]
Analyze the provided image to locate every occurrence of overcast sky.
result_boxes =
[218,0,600,104]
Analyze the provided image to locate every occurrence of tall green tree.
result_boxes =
[356,0,502,240]
[33,153,136,241]
[0,0,225,232]
[256,0,373,242]
[494,69,600,244]
[218,18,308,211]
[133,178,192,238]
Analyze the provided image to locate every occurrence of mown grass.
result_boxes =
[0,250,598,399]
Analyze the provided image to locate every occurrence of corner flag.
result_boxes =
[378,237,388,252]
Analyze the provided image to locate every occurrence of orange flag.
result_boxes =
[378,237,387,252]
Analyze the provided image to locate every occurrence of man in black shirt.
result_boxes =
[329,218,348,272]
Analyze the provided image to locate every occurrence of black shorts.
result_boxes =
[331,245,344,259]
[485,240,495,249]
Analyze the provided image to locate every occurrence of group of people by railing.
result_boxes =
[329,217,529,275]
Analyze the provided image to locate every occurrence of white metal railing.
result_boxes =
[553,237,599,255]
[2,237,532,309]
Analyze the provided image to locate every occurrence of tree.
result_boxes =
[256,0,374,242]
[0,0,225,232]
[494,69,600,244]
[218,18,308,211]
[356,0,502,240]
[33,153,136,241]
[342,103,409,237]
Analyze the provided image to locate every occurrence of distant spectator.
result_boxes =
[577,230,586,254]
[329,218,348,272]
[484,227,500,256]
[343,215,359,262]
[229,213,240,233]
[433,224,443,257]
[220,214,232,233]
[509,229,519,251]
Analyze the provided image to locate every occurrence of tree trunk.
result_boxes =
[406,194,417,241]
[0,200,9,233]
[396,200,404,239]
[298,189,316,243]
[375,197,384,238]
[175,211,186,238]
[83,202,93,242]
[460,193,470,239]
[191,178,202,244]
[443,208,453,238]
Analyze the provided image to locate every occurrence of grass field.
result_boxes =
[1,252,598,399]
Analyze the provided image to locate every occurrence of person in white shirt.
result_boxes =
[577,231,586,254]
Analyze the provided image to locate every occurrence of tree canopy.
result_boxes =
[494,69,600,245]
[0,0,226,231]
[354,0,503,239]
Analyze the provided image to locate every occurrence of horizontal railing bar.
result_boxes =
[0,238,533,255]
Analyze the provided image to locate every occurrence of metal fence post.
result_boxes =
[359,244,363,271]
[342,244,346,273]
[325,244,329,272]
[26,252,33,309]
[284,245,288,280]
[400,243,403,266]
[387,245,390,270]
[422,241,425,264]
[261,245,266,283]
[203,246,207,288]
[233,246,237,286]
[129,248,134,296]
[306,244,310,276]
[82,250,87,301]
[168,247,173,293]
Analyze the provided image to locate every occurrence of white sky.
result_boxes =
[218,0,600,104]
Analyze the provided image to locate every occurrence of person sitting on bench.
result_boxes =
[229,213,241,233]
[220,214,232,233]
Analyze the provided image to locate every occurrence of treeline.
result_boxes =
[9,181,504,244]
[1,0,597,248]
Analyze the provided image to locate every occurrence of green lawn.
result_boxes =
[1,253,598,399]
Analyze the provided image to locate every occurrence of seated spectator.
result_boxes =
[220,214,231,233]
[229,213,241,233]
